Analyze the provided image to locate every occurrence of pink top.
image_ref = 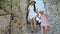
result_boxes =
[41,15,50,26]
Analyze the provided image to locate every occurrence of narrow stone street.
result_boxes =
[0,0,60,34]
[26,24,41,34]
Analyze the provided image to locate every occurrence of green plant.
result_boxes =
[12,0,20,6]
[0,0,7,9]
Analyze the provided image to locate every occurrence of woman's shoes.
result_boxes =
[34,29,37,33]
[31,31,34,33]
[31,29,37,33]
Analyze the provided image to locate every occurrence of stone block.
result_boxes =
[0,14,11,34]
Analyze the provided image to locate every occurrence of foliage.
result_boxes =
[0,0,6,2]
[0,0,7,9]
[12,0,20,6]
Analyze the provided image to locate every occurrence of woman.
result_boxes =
[28,0,37,33]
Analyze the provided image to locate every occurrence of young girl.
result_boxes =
[39,10,51,34]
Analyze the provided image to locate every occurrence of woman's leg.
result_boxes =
[32,17,37,30]
[30,19,34,32]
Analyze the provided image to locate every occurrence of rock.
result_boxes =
[0,0,28,34]
[44,0,60,34]
[0,9,7,14]
[0,14,11,34]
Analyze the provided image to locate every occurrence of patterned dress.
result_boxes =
[41,15,50,26]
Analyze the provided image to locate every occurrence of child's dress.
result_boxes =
[41,15,50,27]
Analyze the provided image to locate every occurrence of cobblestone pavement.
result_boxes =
[26,24,41,34]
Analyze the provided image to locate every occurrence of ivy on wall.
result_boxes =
[0,0,20,9]
[0,0,7,9]
[12,0,20,6]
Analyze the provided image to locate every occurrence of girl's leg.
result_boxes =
[45,26,51,34]
[45,26,48,34]
[41,26,45,34]
[47,26,51,31]
[30,19,34,32]
[32,17,37,30]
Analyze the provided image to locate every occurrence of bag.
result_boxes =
[36,15,41,23]
[36,16,39,21]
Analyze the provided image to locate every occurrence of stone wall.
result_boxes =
[0,0,60,34]
[11,0,28,34]
[0,14,11,34]
[44,0,60,34]
[0,0,28,34]
[0,0,11,34]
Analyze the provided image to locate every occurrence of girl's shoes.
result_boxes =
[46,26,51,31]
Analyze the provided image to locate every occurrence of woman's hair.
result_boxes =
[31,1,36,4]
[31,1,36,12]
[34,4,36,12]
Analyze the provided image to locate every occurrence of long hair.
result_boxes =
[34,4,36,12]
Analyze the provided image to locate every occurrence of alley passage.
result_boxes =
[26,24,41,34]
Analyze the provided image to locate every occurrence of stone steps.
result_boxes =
[27,24,41,34]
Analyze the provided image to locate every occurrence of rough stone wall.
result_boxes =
[0,0,28,34]
[0,0,11,34]
[44,0,60,34]
[0,14,11,34]
[0,0,60,34]
[11,0,28,34]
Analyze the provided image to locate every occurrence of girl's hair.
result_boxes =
[39,11,44,15]
[39,11,43,13]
